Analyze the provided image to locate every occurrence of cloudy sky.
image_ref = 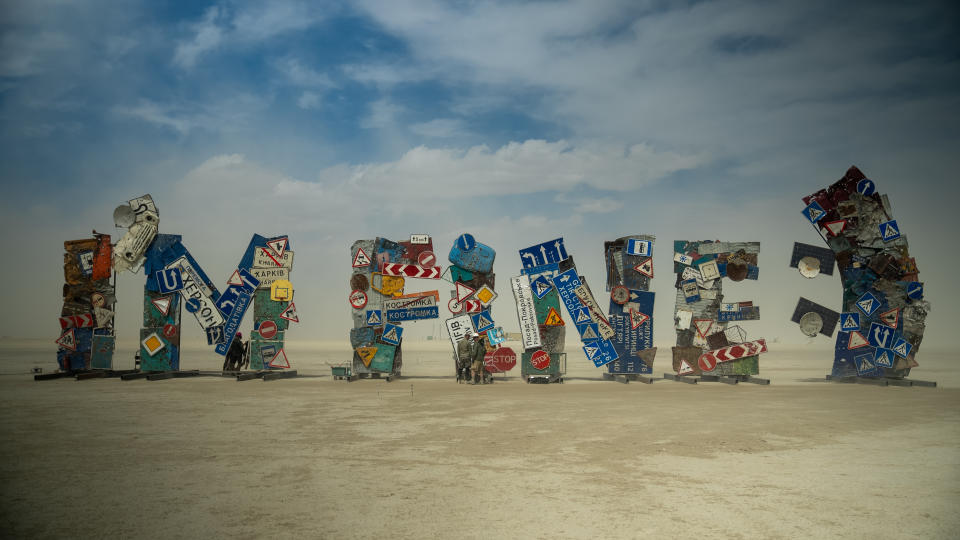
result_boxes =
[2,0,957,352]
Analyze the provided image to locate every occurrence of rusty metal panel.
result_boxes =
[538,324,566,354]
[672,346,702,376]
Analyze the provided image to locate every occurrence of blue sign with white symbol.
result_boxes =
[626,239,652,257]
[570,306,591,326]
[519,238,568,269]
[185,297,201,313]
[873,348,895,368]
[582,338,619,367]
[520,262,559,277]
[366,310,383,326]
[856,178,876,195]
[386,306,439,322]
[576,322,600,341]
[854,351,879,377]
[531,275,553,299]
[840,312,861,331]
[802,200,826,224]
[156,268,184,293]
[380,323,403,345]
[855,291,881,317]
[879,220,900,242]
[892,337,912,358]
[551,268,583,316]
[906,282,923,300]
[471,310,495,333]
[867,322,894,349]
[214,267,261,356]
[456,233,476,252]
[205,325,225,346]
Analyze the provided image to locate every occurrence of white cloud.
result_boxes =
[360,98,404,129]
[297,91,322,110]
[275,58,334,88]
[173,6,225,69]
[113,94,269,134]
[409,118,465,138]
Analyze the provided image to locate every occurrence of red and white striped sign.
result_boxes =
[59,313,95,329]
[381,263,441,279]
[698,354,717,372]
[698,339,767,365]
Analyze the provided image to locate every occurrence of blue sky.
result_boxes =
[2,0,958,350]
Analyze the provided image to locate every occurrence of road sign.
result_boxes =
[698,353,717,372]
[519,238,568,268]
[531,350,551,370]
[487,327,506,346]
[698,260,720,281]
[448,297,464,314]
[873,348,895,369]
[356,346,378,366]
[572,285,615,339]
[156,267,184,293]
[698,339,767,366]
[226,269,244,287]
[582,338,618,367]
[141,332,165,356]
[56,328,77,351]
[693,319,713,339]
[626,239,652,257]
[475,284,497,306]
[268,348,290,369]
[824,219,847,236]
[571,307,591,325]
[258,320,278,339]
[577,322,599,340]
[352,247,371,268]
[724,325,746,343]
[279,302,298,323]
[161,323,178,340]
[855,291,881,317]
[544,307,564,326]
[854,351,878,376]
[867,322,893,349]
[382,263,441,279]
[634,258,653,278]
[252,267,290,288]
[417,251,437,268]
[255,247,294,269]
[446,315,475,361]
[629,309,649,330]
[856,178,875,195]
[366,310,382,326]
[266,237,288,258]
[840,312,860,331]
[681,279,700,303]
[906,282,923,300]
[455,282,475,302]
[551,268,583,315]
[847,330,869,349]
[485,347,517,372]
[611,285,630,305]
[471,311,495,333]
[802,200,826,224]
[410,234,430,245]
[168,254,224,330]
[531,275,552,299]
[386,306,439,322]
[892,337,912,358]
[383,292,438,312]
[205,325,225,345]
[456,233,476,252]
[879,220,900,242]
[878,308,899,328]
[674,252,693,266]
[678,359,694,375]
[349,289,368,310]
[270,279,293,301]
[510,275,542,350]
[371,274,405,297]
[381,323,403,345]
[58,314,95,329]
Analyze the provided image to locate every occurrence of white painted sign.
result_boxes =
[254,247,294,269]
[250,267,290,288]
[168,255,224,330]
[410,234,430,244]
[446,314,475,361]
[573,285,615,339]
[510,275,542,350]
[384,294,437,311]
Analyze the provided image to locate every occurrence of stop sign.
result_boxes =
[484,347,517,373]
[530,350,550,370]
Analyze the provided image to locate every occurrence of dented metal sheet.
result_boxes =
[790,243,835,276]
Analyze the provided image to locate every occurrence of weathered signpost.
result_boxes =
[601,235,657,383]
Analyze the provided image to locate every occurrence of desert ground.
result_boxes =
[1,339,957,539]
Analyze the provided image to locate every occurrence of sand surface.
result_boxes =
[1,340,958,539]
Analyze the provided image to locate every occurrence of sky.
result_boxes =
[1,0,958,353]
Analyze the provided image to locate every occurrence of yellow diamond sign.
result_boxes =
[475,284,497,306]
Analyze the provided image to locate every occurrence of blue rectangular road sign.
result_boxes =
[626,239,652,257]
[519,238,568,269]
[386,306,439,322]
[582,338,619,367]
[471,310,495,333]
[215,267,260,356]
[551,268,583,317]
[520,262,559,277]
[156,268,184,293]
[867,322,894,349]
[840,312,861,332]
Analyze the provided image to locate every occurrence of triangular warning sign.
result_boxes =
[825,220,847,236]
[227,270,244,287]
[678,359,694,375]
[267,349,290,369]
[356,346,377,366]
[881,222,899,241]
[630,309,650,330]
[352,247,371,268]
[366,311,381,325]
[807,207,824,222]
[693,319,713,339]
[544,307,564,326]
[583,344,599,360]
[581,325,598,340]
[633,257,653,278]
[841,314,859,330]
[573,308,590,325]
[475,313,493,329]
[856,297,874,315]
[279,302,299,323]
[455,282,475,302]
[875,350,893,368]
[879,308,899,328]
[56,328,77,351]
[383,327,399,343]
[857,356,875,373]
[152,296,172,316]
[267,237,288,258]
[534,280,551,298]
[848,331,869,349]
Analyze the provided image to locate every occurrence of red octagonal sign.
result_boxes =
[530,350,550,370]
[484,347,517,373]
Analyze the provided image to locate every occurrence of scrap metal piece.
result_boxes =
[800,312,824,337]
[790,242,835,276]
[791,297,840,337]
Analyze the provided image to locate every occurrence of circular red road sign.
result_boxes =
[485,347,517,372]
[258,320,278,339]
[448,297,463,314]
[91,292,106,308]
[610,285,630,305]
[418,250,437,268]
[162,324,178,339]
[530,350,551,370]
[349,289,368,310]
[698,354,717,373]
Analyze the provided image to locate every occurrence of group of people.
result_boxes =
[457,331,493,385]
